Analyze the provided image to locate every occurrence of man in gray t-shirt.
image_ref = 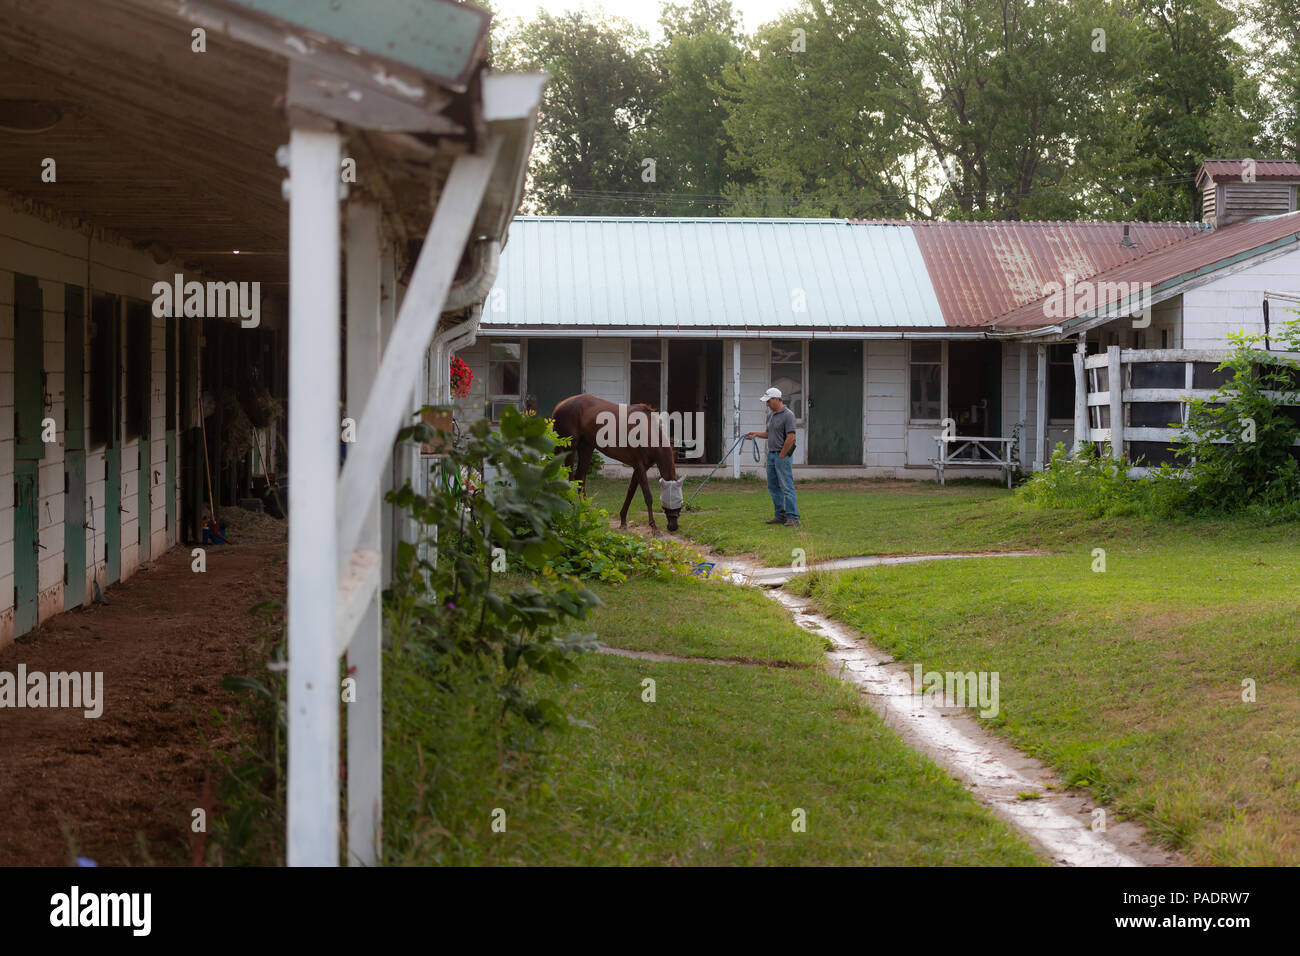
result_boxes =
[747,387,800,527]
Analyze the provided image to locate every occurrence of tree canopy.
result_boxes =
[492,0,1293,220]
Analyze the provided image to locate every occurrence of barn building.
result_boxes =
[1,0,544,866]
[452,160,1300,480]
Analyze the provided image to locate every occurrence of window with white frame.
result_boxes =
[909,341,942,421]
[769,339,804,420]
[488,340,522,420]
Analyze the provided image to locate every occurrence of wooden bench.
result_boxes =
[932,435,1017,488]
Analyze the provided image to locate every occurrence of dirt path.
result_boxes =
[0,527,285,866]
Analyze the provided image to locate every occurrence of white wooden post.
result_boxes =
[336,141,501,566]
[732,339,741,479]
[286,124,342,867]
[1018,342,1028,470]
[1034,343,1048,470]
[344,200,383,866]
[1073,340,1088,454]
[1107,345,1124,460]
[380,248,397,590]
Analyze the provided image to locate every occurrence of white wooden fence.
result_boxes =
[1081,346,1300,475]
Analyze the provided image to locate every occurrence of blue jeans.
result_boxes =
[766,452,799,520]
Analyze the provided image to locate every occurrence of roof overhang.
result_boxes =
[0,0,541,291]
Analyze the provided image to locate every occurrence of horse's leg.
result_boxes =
[638,465,658,534]
[619,467,641,529]
[575,442,595,497]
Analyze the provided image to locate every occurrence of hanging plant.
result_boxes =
[450,356,473,399]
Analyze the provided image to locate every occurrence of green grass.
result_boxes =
[384,572,1043,865]
[806,522,1300,865]
[585,474,1110,564]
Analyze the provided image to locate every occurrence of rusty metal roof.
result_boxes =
[853,219,1209,327]
[994,211,1300,330]
[1196,160,1300,186]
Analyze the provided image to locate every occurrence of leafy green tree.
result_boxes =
[1247,0,1300,160]
[1119,0,1265,219]
[718,2,923,218]
[495,10,658,214]
[643,0,752,214]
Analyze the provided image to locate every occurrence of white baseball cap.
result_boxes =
[760,387,782,403]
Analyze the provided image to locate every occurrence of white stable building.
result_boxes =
[453,161,1300,480]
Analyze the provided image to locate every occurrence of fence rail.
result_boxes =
[1081,346,1300,475]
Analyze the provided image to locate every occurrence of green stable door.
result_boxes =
[808,340,863,465]
[14,275,45,635]
[65,285,87,609]
[526,338,582,417]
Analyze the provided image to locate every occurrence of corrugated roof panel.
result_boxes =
[482,217,948,330]
[996,211,1300,329]
[1197,160,1300,185]
[856,220,1211,326]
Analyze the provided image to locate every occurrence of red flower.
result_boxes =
[450,356,473,398]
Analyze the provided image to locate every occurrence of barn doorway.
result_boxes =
[667,340,722,463]
[947,341,1002,438]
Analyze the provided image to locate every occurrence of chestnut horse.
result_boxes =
[552,394,685,533]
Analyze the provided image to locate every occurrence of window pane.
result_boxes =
[771,339,801,364]
[911,341,941,363]
[631,339,660,362]
[490,341,520,362]
[771,363,803,419]
[910,363,941,419]
[490,360,520,396]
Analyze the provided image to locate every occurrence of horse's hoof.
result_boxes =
[649,527,661,537]
[619,521,628,530]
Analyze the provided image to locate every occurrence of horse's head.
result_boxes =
[658,476,684,531]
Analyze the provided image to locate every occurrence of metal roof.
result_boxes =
[856,219,1210,327]
[995,211,1300,330]
[1196,160,1300,186]
[482,217,947,330]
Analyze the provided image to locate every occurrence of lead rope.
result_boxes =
[683,434,761,511]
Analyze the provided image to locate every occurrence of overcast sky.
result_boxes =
[489,0,799,39]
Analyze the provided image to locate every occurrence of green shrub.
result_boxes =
[1174,330,1300,513]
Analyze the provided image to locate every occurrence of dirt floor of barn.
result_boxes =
[0,509,285,866]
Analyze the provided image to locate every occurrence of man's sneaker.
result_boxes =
[765,517,786,525]
[784,519,801,527]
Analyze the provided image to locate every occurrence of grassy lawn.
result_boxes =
[384,572,1042,865]
[787,508,1300,864]
[585,474,1109,563]
[593,474,1300,863]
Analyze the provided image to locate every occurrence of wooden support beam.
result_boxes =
[1018,343,1028,470]
[343,199,383,867]
[1108,345,1125,460]
[732,339,741,479]
[286,124,342,868]
[1073,340,1088,454]
[1034,343,1047,471]
[335,138,502,570]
